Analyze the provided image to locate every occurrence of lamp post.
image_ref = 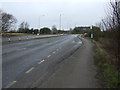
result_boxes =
[39,15,45,34]
[59,14,61,30]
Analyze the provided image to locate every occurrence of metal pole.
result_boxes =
[59,14,61,30]
[39,15,45,34]
[39,16,41,34]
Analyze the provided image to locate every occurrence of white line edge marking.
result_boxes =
[47,55,51,58]
[38,60,45,64]
[5,81,16,88]
[25,67,34,74]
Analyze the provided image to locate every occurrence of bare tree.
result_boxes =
[52,25,57,34]
[1,11,17,33]
[25,22,29,29]
[108,0,120,75]
[0,9,2,34]
[18,21,29,33]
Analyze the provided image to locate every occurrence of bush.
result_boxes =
[40,27,51,34]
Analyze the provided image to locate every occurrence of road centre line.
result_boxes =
[52,51,56,54]
[25,67,35,74]
[5,81,16,88]
[17,48,26,51]
[47,55,51,58]
[38,59,45,64]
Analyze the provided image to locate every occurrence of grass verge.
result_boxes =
[93,40,120,88]
[2,33,33,37]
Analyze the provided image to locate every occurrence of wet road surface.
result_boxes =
[2,35,82,88]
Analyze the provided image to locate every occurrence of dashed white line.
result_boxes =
[59,47,61,49]
[23,48,26,50]
[5,81,16,88]
[52,51,56,54]
[47,55,51,58]
[72,41,75,43]
[38,59,45,64]
[17,48,26,51]
[25,67,34,74]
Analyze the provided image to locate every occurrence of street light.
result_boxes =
[59,14,61,30]
[39,15,45,34]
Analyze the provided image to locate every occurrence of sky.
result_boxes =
[0,0,109,30]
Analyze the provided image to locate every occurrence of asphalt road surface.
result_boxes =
[2,35,82,88]
[2,34,59,42]
[42,38,100,88]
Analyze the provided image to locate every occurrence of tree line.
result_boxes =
[0,8,102,35]
[0,10,71,35]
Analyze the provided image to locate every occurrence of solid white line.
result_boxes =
[38,60,45,64]
[47,55,51,58]
[25,67,34,74]
[5,81,16,88]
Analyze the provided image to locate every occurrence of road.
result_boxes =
[2,34,60,42]
[2,35,82,88]
[41,38,100,88]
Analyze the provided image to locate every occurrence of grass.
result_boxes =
[2,33,33,37]
[104,65,119,88]
[93,40,120,88]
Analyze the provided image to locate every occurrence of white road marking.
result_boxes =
[19,38,21,40]
[47,55,51,58]
[25,67,34,74]
[78,42,82,44]
[59,47,61,49]
[5,81,16,88]
[52,51,56,54]
[8,38,11,41]
[38,60,45,64]
[56,49,59,51]
[72,41,75,43]
[17,48,26,51]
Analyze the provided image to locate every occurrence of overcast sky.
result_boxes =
[1,0,109,30]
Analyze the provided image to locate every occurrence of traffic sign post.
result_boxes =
[91,34,93,39]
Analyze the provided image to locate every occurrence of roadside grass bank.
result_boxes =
[2,35,61,44]
[2,33,33,37]
[93,39,120,88]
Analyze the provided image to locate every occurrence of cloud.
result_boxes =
[0,0,110,3]
[1,0,107,29]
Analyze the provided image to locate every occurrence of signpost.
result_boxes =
[91,34,93,39]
